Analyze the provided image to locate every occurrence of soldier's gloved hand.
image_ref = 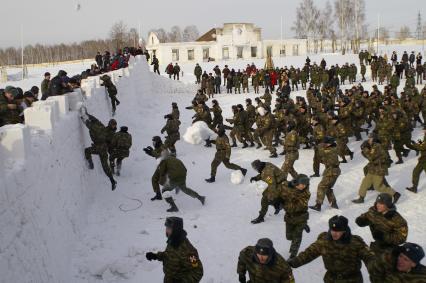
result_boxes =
[250,177,257,183]
[355,217,370,227]
[372,230,384,240]
[287,258,296,268]
[238,273,246,283]
[145,252,158,261]
[143,147,153,155]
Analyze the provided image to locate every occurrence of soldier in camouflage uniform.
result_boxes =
[391,110,412,164]
[352,134,400,204]
[242,72,250,93]
[237,238,295,283]
[281,121,300,180]
[250,160,286,224]
[368,242,426,283]
[157,151,205,212]
[260,89,272,108]
[327,114,354,163]
[252,72,260,94]
[355,193,408,255]
[288,215,375,283]
[81,113,117,190]
[309,136,340,212]
[146,217,203,283]
[210,99,223,130]
[205,127,247,183]
[406,126,426,193]
[255,107,277,158]
[280,174,311,259]
[310,116,326,177]
[227,105,249,148]
[170,102,180,120]
[144,136,169,201]
[100,75,120,116]
[0,86,23,126]
[109,126,132,176]
[360,62,367,82]
[234,72,241,94]
[161,114,181,155]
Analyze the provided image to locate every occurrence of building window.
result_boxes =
[251,47,257,58]
[223,47,229,60]
[172,49,179,61]
[292,45,299,56]
[237,47,244,59]
[266,46,273,57]
[280,46,286,57]
[187,49,194,61]
[203,48,210,61]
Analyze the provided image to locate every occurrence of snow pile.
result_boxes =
[183,121,217,145]
[231,170,245,185]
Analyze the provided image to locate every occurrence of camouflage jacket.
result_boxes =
[162,119,181,137]
[291,232,374,279]
[110,132,132,156]
[368,249,426,283]
[214,134,232,159]
[284,130,299,153]
[238,246,295,283]
[407,136,426,161]
[362,142,389,176]
[318,144,341,177]
[157,236,203,283]
[280,183,310,225]
[253,163,286,201]
[312,124,325,144]
[356,206,408,251]
[158,156,187,185]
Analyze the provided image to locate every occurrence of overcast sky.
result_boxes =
[0,0,425,48]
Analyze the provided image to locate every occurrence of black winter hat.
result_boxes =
[152,136,162,143]
[375,193,393,208]
[399,243,425,264]
[251,160,266,173]
[165,217,184,231]
[30,86,39,94]
[255,238,274,256]
[292,174,310,186]
[329,215,349,232]
[120,126,128,133]
[58,70,67,77]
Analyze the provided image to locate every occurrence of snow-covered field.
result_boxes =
[1,46,426,283]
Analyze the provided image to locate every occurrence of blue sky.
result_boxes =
[0,0,424,48]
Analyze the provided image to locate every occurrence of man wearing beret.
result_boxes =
[288,215,374,283]
[237,238,295,283]
[369,242,426,282]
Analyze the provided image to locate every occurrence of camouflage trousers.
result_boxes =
[230,128,246,144]
[259,196,281,219]
[210,155,242,177]
[151,168,161,194]
[281,151,299,180]
[164,134,180,154]
[109,149,129,172]
[85,144,113,178]
[336,138,352,159]
[286,221,306,258]
[109,94,120,112]
[161,181,202,200]
[412,159,426,188]
[358,173,395,198]
[254,130,276,155]
[313,147,321,175]
[316,168,340,205]
[324,271,363,283]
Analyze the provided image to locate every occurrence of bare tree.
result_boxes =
[182,25,200,42]
[374,27,390,43]
[110,21,129,50]
[128,28,139,47]
[168,26,183,42]
[317,1,335,51]
[149,28,168,43]
[292,0,320,39]
[397,26,411,40]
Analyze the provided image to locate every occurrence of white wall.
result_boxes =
[0,57,140,283]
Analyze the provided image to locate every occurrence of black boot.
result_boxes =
[256,143,262,149]
[198,196,206,205]
[231,142,237,148]
[251,216,264,224]
[87,159,94,169]
[270,153,278,158]
[396,158,404,164]
[304,224,310,233]
[310,173,320,177]
[352,196,364,204]
[151,192,162,201]
[309,203,321,212]
[165,197,179,212]
[110,177,117,191]
[406,186,418,193]
[205,176,215,183]
[349,151,354,160]
[340,158,347,164]
[403,149,410,157]
[242,142,248,148]
[393,192,401,204]
[240,168,248,176]
[331,201,339,209]
[250,141,255,147]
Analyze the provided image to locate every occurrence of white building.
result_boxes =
[146,23,309,65]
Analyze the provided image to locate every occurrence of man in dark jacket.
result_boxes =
[100,74,120,115]
[146,217,204,283]
[95,52,103,68]
[109,126,132,176]
[48,70,70,98]
[40,72,51,100]
[151,55,160,75]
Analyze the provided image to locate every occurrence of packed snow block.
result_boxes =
[66,91,84,111]
[0,124,30,160]
[80,79,95,97]
[24,101,58,131]
[183,121,217,145]
[47,95,69,116]
[123,67,130,77]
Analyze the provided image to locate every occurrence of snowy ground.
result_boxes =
[2,46,426,283]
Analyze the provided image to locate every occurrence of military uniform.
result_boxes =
[161,118,181,154]
[109,128,132,175]
[289,223,374,283]
[281,129,299,180]
[237,245,295,283]
[0,92,21,126]
[356,206,408,254]
[280,181,310,258]
[312,122,326,176]
[208,133,243,179]
[100,76,120,115]
[406,136,426,192]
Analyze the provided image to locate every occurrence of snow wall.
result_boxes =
[0,56,152,283]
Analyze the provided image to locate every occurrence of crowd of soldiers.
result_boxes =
[142,50,426,282]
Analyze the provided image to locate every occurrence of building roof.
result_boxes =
[196,28,217,42]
